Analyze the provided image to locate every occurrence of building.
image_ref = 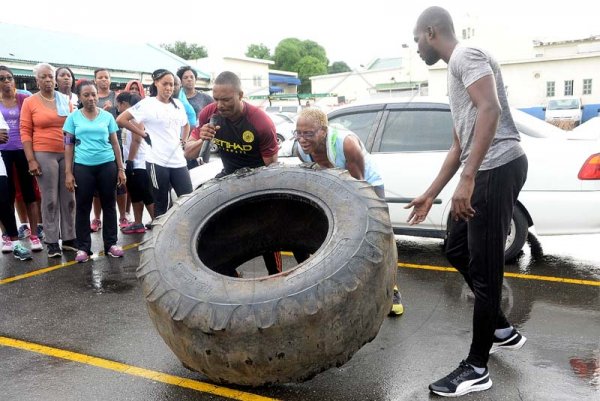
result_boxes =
[191,56,274,98]
[191,56,301,109]
[0,22,210,91]
[309,51,429,107]
[427,35,600,122]
[308,13,600,122]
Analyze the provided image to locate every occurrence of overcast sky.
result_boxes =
[3,1,598,68]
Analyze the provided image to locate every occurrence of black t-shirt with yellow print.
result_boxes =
[197,102,278,175]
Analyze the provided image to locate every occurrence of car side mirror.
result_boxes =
[542,107,546,111]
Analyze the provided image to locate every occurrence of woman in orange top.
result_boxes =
[20,63,76,257]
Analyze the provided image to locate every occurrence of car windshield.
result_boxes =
[547,99,579,110]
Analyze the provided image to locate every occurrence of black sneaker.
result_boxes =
[61,239,78,252]
[429,360,492,397]
[490,328,527,354]
[47,243,62,258]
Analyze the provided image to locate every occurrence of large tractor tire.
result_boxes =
[137,164,397,386]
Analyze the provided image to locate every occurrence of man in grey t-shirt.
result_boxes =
[407,6,528,397]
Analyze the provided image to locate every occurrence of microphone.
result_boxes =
[200,114,219,163]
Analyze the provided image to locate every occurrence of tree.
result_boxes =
[300,40,328,66]
[296,56,328,93]
[272,38,330,93]
[160,41,208,60]
[246,43,271,60]
[273,38,304,71]
[328,61,352,74]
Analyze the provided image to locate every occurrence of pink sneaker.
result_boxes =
[90,219,102,232]
[30,235,43,252]
[75,250,90,263]
[119,217,130,229]
[2,235,13,253]
[107,245,124,258]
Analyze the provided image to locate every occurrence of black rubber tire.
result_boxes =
[504,207,528,263]
[276,133,285,146]
[137,164,397,386]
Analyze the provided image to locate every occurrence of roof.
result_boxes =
[269,73,301,85]
[0,22,210,79]
[367,57,404,70]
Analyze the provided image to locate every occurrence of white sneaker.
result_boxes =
[2,235,13,253]
[30,235,43,252]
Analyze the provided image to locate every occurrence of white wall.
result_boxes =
[311,62,429,104]
[428,54,600,108]
[192,57,272,97]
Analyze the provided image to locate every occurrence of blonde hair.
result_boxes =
[33,62,56,78]
[298,107,328,127]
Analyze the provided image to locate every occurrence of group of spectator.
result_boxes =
[0,63,213,263]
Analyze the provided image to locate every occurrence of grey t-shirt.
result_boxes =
[447,45,524,170]
[98,91,117,118]
[187,91,214,116]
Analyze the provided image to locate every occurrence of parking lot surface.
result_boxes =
[1,232,598,401]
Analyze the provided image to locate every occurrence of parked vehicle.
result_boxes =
[265,105,303,114]
[544,96,583,128]
[325,97,600,260]
[266,112,296,145]
[570,116,600,140]
[187,97,600,261]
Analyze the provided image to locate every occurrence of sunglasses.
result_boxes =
[0,76,14,82]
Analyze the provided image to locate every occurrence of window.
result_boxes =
[546,81,555,97]
[583,79,592,95]
[253,75,262,87]
[329,111,378,145]
[378,110,453,152]
[564,80,574,96]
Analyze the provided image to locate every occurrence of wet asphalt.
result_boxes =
[0,230,598,401]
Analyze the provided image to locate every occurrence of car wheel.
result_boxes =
[276,133,285,146]
[137,164,397,386]
[505,207,528,263]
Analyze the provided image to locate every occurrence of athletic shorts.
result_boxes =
[126,168,153,205]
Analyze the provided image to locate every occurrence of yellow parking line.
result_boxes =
[0,243,140,286]
[0,336,279,401]
[397,262,600,286]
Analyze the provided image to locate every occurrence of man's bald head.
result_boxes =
[415,6,455,38]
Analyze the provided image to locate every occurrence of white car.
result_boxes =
[187,97,600,261]
[324,97,600,260]
[266,112,296,146]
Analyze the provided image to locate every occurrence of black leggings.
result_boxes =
[445,155,528,368]
[1,149,37,204]
[74,162,118,254]
[146,163,192,217]
[0,176,18,238]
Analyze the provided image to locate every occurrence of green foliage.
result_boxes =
[273,38,304,71]
[297,56,328,93]
[246,43,271,60]
[160,41,208,60]
[273,38,332,93]
[328,61,352,74]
